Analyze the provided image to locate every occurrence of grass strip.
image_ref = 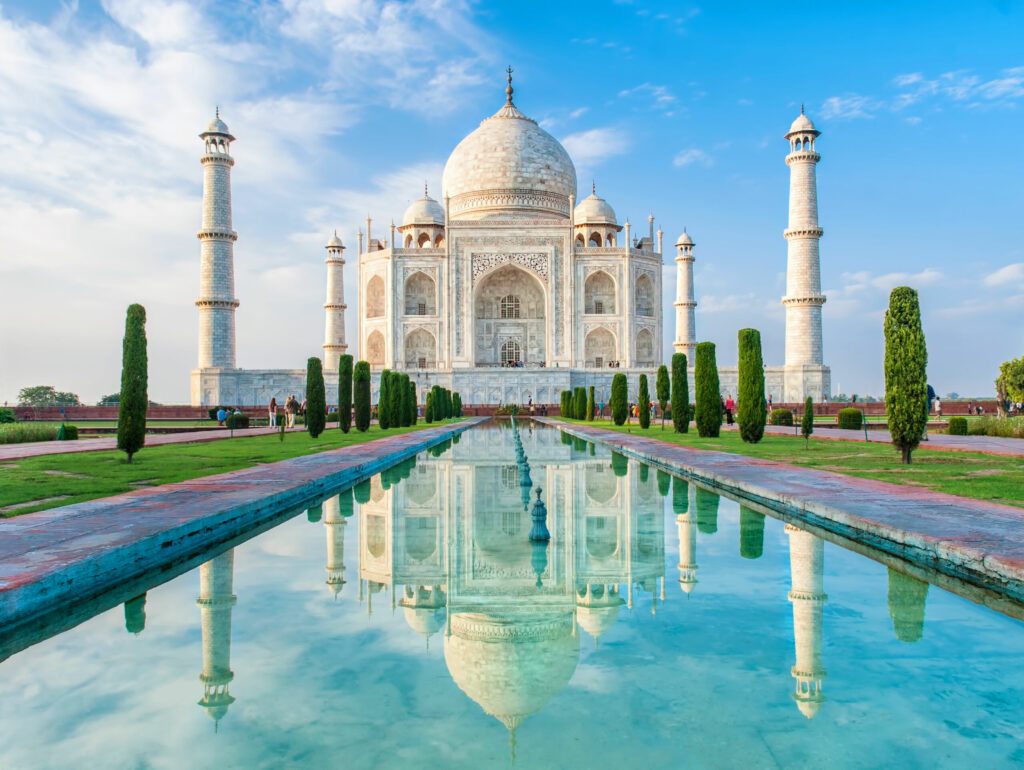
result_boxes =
[556,418,1024,508]
[0,421,458,517]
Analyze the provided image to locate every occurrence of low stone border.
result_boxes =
[0,419,484,634]
[543,419,1024,605]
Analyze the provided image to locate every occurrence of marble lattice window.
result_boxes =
[499,294,521,319]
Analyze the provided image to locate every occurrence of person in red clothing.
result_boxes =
[725,394,736,425]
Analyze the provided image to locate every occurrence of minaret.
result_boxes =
[197,549,237,728]
[196,109,239,370]
[783,107,826,400]
[673,230,696,363]
[786,524,827,719]
[323,232,348,370]
[323,493,348,597]
[673,479,698,594]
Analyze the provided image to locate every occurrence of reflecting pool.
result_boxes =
[1,422,1023,769]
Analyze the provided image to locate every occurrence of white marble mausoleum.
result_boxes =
[190,74,830,407]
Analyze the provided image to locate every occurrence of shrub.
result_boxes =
[452,391,462,418]
[967,416,1024,438]
[306,357,326,438]
[353,361,371,432]
[0,408,16,424]
[638,374,651,429]
[947,416,968,435]
[586,386,595,421]
[338,354,353,433]
[208,407,225,421]
[0,424,59,443]
[737,328,766,443]
[226,413,250,429]
[57,424,79,440]
[884,286,928,464]
[770,408,794,426]
[801,396,814,446]
[694,342,721,437]
[611,373,628,425]
[671,353,689,433]
[117,303,148,463]
[326,410,339,423]
[837,407,863,430]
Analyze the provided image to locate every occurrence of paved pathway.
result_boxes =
[545,419,1024,605]
[755,423,1024,457]
[0,418,484,633]
[1,426,308,461]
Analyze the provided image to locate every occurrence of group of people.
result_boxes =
[268,395,304,428]
[215,406,243,426]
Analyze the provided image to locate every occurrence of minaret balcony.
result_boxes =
[783,227,824,239]
[781,295,826,307]
[785,150,820,164]
[197,228,239,241]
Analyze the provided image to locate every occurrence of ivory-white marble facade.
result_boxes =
[190,74,830,407]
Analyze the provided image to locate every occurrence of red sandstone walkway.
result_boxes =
[0,418,484,632]
[544,419,1024,605]
[0,426,307,461]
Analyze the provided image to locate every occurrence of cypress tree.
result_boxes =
[671,353,689,433]
[378,370,392,429]
[407,378,417,426]
[884,286,929,464]
[338,354,353,433]
[801,396,814,447]
[737,328,766,443]
[453,392,462,417]
[586,386,595,421]
[425,390,435,423]
[694,342,721,438]
[445,388,453,418]
[572,386,583,419]
[306,357,326,438]
[353,361,371,432]
[560,390,571,417]
[656,364,670,430]
[389,371,405,428]
[638,374,651,429]
[611,373,628,425]
[117,303,148,463]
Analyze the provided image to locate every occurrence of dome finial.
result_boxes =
[505,65,514,106]
[424,181,429,198]
[216,105,220,119]
[591,180,596,196]
[800,102,805,115]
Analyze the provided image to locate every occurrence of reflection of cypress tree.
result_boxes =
[339,487,354,517]
[695,487,720,534]
[561,431,573,446]
[124,593,146,635]
[573,436,587,453]
[887,567,929,643]
[610,451,629,477]
[656,469,671,498]
[452,432,461,445]
[672,475,689,516]
[739,506,765,559]
[307,503,323,523]
[589,442,595,456]
[353,479,371,504]
[639,463,650,484]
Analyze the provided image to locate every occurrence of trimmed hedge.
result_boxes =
[736,328,766,443]
[338,354,353,433]
[306,357,326,438]
[611,373,628,425]
[226,413,250,429]
[837,407,863,430]
[769,408,794,426]
[353,361,371,432]
[586,386,595,421]
[694,342,721,437]
[671,353,689,433]
[947,416,968,435]
[638,374,651,429]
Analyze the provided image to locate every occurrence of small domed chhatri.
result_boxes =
[786,105,820,138]
[401,186,445,227]
[574,184,617,225]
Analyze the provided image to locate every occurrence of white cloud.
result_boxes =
[617,82,676,113]
[984,263,1024,286]
[820,94,880,120]
[672,148,712,168]
[561,127,630,167]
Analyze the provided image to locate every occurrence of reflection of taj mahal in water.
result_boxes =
[188,426,857,737]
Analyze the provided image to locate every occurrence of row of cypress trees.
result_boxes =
[425,385,462,422]
[376,369,418,429]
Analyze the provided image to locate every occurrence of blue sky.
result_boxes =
[1,0,1022,403]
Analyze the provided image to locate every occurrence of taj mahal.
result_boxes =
[190,72,830,406]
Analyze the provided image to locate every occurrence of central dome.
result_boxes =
[442,79,577,221]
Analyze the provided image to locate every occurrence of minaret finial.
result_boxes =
[505,65,514,105]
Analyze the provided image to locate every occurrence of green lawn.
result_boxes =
[558,418,1024,508]
[0,421,460,517]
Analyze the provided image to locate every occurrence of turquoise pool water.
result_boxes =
[1,422,1023,769]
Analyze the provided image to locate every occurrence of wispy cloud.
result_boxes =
[672,148,712,168]
[984,263,1024,286]
[561,127,630,167]
[617,82,677,115]
[821,94,882,120]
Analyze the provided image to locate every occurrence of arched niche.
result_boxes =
[366,275,385,318]
[584,271,615,314]
[404,271,436,315]
[404,328,436,369]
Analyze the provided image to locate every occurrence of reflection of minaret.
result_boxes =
[786,524,826,719]
[197,549,237,728]
[323,494,348,597]
[673,478,697,594]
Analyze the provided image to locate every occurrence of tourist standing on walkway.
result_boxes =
[216,406,227,426]
[286,395,298,428]
[725,394,735,425]
[269,397,278,428]
[934,397,942,417]
[767,394,773,411]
